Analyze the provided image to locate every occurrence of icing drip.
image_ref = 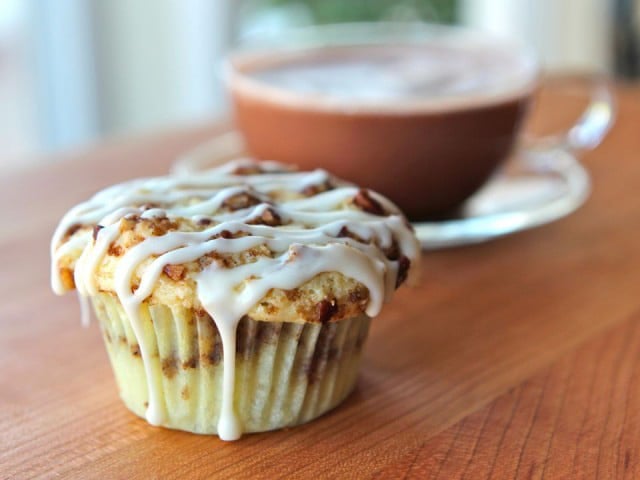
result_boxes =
[50,159,420,441]
[78,291,91,328]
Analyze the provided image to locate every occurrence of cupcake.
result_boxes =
[50,159,419,440]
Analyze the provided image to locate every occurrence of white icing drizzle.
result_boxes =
[78,291,91,328]
[50,159,420,440]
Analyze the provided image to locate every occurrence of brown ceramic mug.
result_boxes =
[225,23,539,220]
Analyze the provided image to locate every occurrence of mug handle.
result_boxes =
[521,74,617,155]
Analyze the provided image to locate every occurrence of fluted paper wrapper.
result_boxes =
[91,293,371,435]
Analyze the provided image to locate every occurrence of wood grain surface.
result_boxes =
[1,83,639,479]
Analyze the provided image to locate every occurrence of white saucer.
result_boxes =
[172,131,590,250]
[413,147,590,249]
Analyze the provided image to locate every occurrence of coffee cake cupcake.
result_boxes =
[50,159,419,440]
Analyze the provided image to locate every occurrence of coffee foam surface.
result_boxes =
[230,43,538,113]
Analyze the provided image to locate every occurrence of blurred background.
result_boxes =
[0,0,637,172]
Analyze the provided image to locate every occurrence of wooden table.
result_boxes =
[1,83,640,479]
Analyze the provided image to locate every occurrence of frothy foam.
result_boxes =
[231,43,538,112]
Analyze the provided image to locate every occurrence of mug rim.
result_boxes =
[225,21,540,115]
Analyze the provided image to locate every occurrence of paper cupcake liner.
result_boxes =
[91,293,371,435]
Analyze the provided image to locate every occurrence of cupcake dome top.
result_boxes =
[51,159,420,325]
